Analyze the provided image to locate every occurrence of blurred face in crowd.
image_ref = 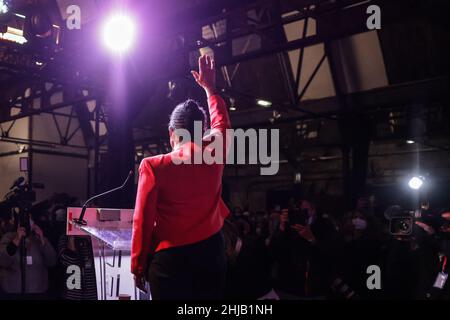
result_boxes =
[54,207,67,222]
[356,197,368,212]
[234,207,243,217]
[0,212,15,233]
[288,198,297,210]
[37,211,51,223]
[343,211,368,241]
[238,220,251,236]
[298,200,316,226]
[300,200,316,218]
[0,204,14,231]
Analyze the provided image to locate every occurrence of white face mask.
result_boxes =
[352,217,367,230]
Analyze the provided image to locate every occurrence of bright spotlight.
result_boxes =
[408,176,424,190]
[101,13,136,54]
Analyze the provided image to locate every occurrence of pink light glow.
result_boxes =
[101,13,136,54]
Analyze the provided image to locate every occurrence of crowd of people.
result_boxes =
[223,197,450,300]
[0,193,97,300]
[0,192,449,300]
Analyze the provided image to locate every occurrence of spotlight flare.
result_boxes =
[408,176,424,190]
[101,13,136,54]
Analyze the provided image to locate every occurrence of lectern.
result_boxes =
[66,207,151,300]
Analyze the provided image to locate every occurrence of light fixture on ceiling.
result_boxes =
[101,12,136,54]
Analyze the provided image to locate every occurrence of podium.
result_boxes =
[66,207,151,300]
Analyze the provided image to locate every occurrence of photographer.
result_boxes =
[0,213,57,299]
[384,214,441,299]
[270,200,342,299]
[339,210,384,299]
[413,211,450,299]
[223,218,273,299]
[436,212,450,298]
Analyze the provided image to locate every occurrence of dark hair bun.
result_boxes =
[184,100,199,110]
[169,99,207,138]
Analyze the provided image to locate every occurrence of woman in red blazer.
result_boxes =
[131,55,231,299]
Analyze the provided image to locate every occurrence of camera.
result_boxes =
[1,177,36,237]
[385,204,448,236]
[386,208,418,236]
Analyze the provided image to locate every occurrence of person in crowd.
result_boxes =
[384,213,440,299]
[0,205,14,239]
[223,218,274,299]
[27,194,77,298]
[400,211,450,300]
[268,206,281,230]
[57,235,97,300]
[31,193,78,250]
[0,205,14,298]
[232,206,243,219]
[435,212,450,299]
[270,200,342,299]
[339,210,384,299]
[0,213,57,299]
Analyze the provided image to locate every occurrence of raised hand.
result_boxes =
[291,224,316,243]
[191,54,216,95]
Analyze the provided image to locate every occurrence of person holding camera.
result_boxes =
[411,211,450,299]
[0,214,56,299]
[270,200,343,299]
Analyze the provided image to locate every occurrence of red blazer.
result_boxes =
[131,94,231,275]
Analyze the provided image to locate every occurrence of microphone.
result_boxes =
[73,170,134,226]
[10,177,25,190]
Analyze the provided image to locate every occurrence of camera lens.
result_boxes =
[391,217,413,235]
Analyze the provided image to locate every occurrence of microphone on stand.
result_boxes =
[10,177,25,190]
[73,170,134,226]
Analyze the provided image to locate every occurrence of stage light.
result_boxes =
[229,97,236,111]
[101,13,136,54]
[257,99,272,108]
[406,140,415,144]
[408,176,424,190]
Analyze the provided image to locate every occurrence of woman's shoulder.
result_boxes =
[140,154,174,175]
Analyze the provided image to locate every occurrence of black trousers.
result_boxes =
[148,230,227,300]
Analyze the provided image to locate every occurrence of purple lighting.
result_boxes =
[101,13,136,54]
